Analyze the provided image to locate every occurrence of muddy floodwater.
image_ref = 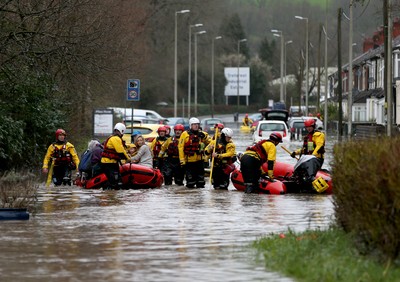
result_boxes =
[0,129,337,282]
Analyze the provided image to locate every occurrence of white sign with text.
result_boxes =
[224,67,250,96]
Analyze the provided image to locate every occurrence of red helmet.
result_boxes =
[214,123,224,130]
[164,125,171,132]
[304,119,316,127]
[174,124,185,131]
[157,126,167,133]
[269,132,283,143]
[245,113,248,118]
[317,113,321,118]
[55,129,66,139]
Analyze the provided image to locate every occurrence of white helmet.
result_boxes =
[114,122,126,134]
[221,128,233,138]
[189,117,200,126]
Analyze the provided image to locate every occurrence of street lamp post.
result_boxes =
[284,40,293,104]
[237,38,247,116]
[188,23,203,118]
[211,36,222,118]
[271,29,284,103]
[323,24,329,137]
[295,15,309,116]
[194,30,206,116]
[174,9,190,118]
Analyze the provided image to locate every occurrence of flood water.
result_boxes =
[0,128,337,282]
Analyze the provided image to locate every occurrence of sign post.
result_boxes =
[127,79,140,121]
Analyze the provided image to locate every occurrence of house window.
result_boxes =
[395,52,400,78]
[377,58,384,88]
[354,106,366,122]
[368,61,375,89]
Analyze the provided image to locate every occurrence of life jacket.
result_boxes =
[167,136,179,157]
[153,136,166,158]
[246,140,270,163]
[52,143,72,165]
[184,131,202,156]
[214,139,235,167]
[101,135,123,160]
[301,130,325,155]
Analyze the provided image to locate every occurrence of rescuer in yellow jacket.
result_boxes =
[240,132,282,193]
[178,117,209,188]
[242,113,253,126]
[158,124,185,186]
[205,127,236,190]
[42,128,80,186]
[101,123,131,189]
[290,119,325,167]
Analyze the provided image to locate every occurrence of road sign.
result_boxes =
[127,79,140,101]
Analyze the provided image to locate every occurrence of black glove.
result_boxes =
[290,152,296,158]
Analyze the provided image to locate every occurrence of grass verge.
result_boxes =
[253,227,400,282]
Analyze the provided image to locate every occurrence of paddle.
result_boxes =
[46,159,54,187]
[209,127,219,188]
[281,145,299,160]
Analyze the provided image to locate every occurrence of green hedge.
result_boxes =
[332,137,400,261]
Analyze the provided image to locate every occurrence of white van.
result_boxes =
[109,107,166,123]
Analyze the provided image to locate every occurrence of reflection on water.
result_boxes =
[0,130,336,282]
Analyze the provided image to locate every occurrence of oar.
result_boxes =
[281,145,299,160]
[209,127,219,188]
[46,159,54,187]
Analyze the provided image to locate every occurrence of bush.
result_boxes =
[332,137,400,261]
[0,171,38,209]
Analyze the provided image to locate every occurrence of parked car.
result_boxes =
[248,112,263,130]
[200,118,224,134]
[288,116,324,141]
[272,102,287,110]
[166,117,190,131]
[123,123,165,144]
[259,109,289,124]
[252,120,290,144]
[124,116,162,126]
[288,117,307,141]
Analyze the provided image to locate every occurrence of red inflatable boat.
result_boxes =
[76,163,164,189]
[231,155,333,195]
[230,169,287,195]
[274,162,333,194]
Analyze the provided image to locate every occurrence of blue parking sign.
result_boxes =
[127,79,140,101]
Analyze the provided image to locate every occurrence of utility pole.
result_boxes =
[384,0,393,136]
[338,8,343,141]
[348,0,353,138]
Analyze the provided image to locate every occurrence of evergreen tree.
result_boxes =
[218,13,249,58]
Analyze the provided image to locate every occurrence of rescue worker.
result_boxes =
[290,119,325,168]
[158,124,185,185]
[178,117,208,188]
[164,125,172,138]
[100,123,131,189]
[212,123,225,140]
[205,128,236,190]
[42,129,80,186]
[151,126,168,169]
[203,123,223,169]
[240,132,283,193]
[242,113,253,127]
